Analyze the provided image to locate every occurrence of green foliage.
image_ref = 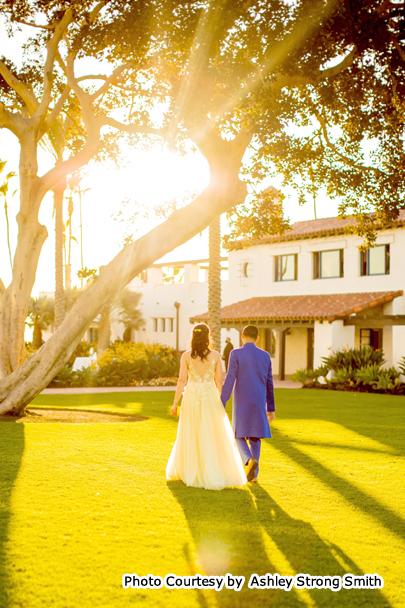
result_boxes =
[313,365,329,380]
[290,368,316,387]
[330,368,356,385]
[295,348,405,395]
[50,365,76,388]
[355,364,381,386]
[72,367,98,388]
[321,346,385,372]
[398,357,405,377]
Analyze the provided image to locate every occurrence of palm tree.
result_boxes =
[208,215,222,351]
[27,297,55,351]
[97,288,145,354]
[0,160,17,270]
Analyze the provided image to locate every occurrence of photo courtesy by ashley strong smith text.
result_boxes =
[122,573,384,592]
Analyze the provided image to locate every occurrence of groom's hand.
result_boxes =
[267,412,275,423]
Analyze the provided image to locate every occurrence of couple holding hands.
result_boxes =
[166,323,275,490]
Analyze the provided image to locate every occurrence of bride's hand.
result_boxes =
[171,403,178,417]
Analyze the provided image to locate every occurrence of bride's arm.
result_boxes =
[214,354,223,391]
[172,353,188,416]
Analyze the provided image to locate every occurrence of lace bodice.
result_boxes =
[187,358,216,384]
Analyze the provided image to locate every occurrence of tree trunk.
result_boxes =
[32,323,43,351]
[97,306,111,355]
[208,215,222,351]
[54,179,65,328]
[0,136,47,378]
[0,137,249,415]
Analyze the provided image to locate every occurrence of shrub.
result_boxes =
[48,365,76,388]
[96,342,149,386]
[355,364,381,386]
[96,342,181,386]
[293,346,405,395]
[322,346,385,372]
[330,367,356,385]
[290,368,317,387]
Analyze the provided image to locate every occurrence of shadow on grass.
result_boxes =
[250,484,390,607]
[270,435,405,544]
[0,423,25,608]
[275,389,405,455]
[168,480,390,607]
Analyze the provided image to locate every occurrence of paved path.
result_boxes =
[41,379,301,395]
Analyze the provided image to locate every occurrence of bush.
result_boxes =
[321,346,385,372]
[96,342,149,386]
[290,368,317,387]
[48,342,181,388]
[292,346,405,395]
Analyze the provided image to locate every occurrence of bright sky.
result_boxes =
[0,19,340,296]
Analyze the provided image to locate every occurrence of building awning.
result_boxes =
[190,291,403,324]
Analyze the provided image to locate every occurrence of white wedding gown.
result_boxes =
[166,358,247,490]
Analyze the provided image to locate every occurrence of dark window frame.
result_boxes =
[360,328,383,350]
[274,254,298,282]
[313,249,344,279]
[360,244,390,276]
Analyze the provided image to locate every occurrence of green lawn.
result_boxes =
[1,389,404,608]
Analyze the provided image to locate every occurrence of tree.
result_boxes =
[0,160,17,270]
[26,297,55,350]
[0,0,404,415]
[97,288,144,354]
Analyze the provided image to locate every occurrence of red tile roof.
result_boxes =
[228,211,405,249]
[190,291,403,324]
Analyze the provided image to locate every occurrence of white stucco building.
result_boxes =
[125,213,405,378]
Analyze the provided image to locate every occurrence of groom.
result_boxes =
[221,325,275,483]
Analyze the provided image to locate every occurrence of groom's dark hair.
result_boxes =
[242,325,258,339]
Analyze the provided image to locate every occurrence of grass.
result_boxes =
[0,389,404,608]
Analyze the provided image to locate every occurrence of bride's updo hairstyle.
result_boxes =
[190,323,212,361]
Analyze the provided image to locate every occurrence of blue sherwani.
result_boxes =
[221,343,275,477]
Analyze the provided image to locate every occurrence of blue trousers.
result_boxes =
[235,437,261,477]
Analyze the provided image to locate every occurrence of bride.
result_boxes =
[166,323,247,490]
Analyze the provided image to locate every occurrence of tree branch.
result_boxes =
[38,84,71,139]
[33,9,74,124]
[90,63,136,102]
[102,116,165,137]
[0,61,39,115]
[0,102,26,137]
[316,110,385,175]
[319,46,357,80]
[12,19,56,30]
[37,117,102,202]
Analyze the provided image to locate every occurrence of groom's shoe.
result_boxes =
[246,458,258,482]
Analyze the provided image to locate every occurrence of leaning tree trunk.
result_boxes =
[0,134,250,415]
[208,215,222,351]
[54,178,66,329]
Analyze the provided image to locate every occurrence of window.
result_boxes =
[239,260,252,286]
[88,328,99,343]
[313,249,343,279]
[152,318,158,332]
[162,267,184,284]
[264,329,276,357]
[360,329,382,350]
[161,318,166,332]
[360,245,390,276]
[169,318,174,332]
[137,270,147,283]
[275,254,297,281]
